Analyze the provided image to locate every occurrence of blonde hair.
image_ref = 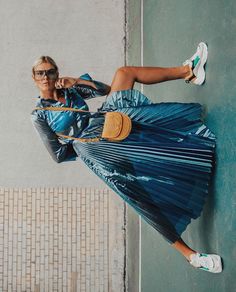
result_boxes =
[32,56,58,74]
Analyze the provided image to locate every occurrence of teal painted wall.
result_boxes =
[127,0,236,291]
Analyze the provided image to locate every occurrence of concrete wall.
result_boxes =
[0,2,127,291]
[0,0,125,188]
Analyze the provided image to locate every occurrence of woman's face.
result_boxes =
[32,62,58,92]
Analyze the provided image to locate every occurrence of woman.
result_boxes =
[31,42,222,273]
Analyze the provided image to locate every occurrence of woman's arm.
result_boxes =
[75,77,112,94]
[31,111,78,163]
[56,73,111,98]
[55,77,100,90]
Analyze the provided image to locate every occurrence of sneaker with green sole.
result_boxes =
[183,42,208,85]
[189,252,223,273]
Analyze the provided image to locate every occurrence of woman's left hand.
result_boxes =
[55,77,77,89]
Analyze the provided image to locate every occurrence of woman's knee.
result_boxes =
[115,66,135,78]
[110,66,135,92]
[113,66,136,84]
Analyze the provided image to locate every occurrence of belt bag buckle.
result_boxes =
[102,112,132,141]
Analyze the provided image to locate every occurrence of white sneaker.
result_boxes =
[189,253,222,273]
[183,42,208,85]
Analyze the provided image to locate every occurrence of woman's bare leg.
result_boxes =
[109,65,191,93]
[172,238,196,260]
[110,66,197,260]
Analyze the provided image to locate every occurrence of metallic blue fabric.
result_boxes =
[31,74,109,162]
[31,79,216,243]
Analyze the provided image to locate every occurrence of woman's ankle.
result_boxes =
[182,64,192,80]
[184,251,197,261]
[172,239,196,260]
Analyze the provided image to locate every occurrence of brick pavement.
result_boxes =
[0,187,125,292]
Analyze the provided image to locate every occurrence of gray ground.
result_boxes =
[127,1,236,291]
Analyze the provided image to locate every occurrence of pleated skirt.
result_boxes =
[73,89,216,243]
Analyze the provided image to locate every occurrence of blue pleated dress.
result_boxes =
[32,76,216,244]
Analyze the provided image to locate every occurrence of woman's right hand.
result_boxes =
[55,77,77,89]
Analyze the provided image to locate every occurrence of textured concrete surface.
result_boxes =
[0,0,125,188]
[0,2,127,291]
[127,0,236,291]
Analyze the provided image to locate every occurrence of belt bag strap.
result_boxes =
[34,106,132,142]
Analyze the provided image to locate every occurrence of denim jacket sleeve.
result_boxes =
[31,110,78,163]
[71,73,110,99]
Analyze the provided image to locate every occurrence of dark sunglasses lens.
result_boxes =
[34,69,57,80]
[34,71,44,80]
[47,69,57,79]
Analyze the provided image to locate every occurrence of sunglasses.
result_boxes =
[34,69,58,80]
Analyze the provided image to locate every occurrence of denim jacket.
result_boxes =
[31,73,110,163]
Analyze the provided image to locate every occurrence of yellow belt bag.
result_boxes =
[35,106,132,142]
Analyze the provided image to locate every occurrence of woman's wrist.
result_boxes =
[74,78,81,85]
